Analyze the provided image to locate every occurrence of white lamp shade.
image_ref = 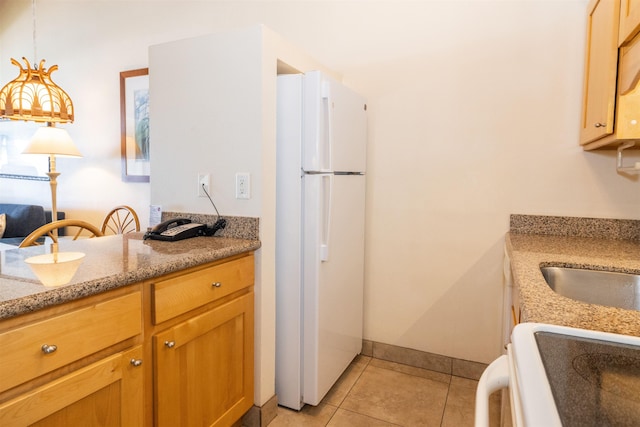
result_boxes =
[24,126,82,157]
[25,252,85,287]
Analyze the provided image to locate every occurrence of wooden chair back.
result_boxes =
[19,219,104,248]
[101,205,140,235]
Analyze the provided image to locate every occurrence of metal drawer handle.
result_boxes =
[594,122,606,128]
[164,340,176,348]
[41,344,58,354]
[130,359,143,367]
[212,282,222,288]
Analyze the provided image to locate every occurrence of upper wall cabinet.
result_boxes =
[581,0,640,150]
[580,0,620,149]
[619,0,640,45]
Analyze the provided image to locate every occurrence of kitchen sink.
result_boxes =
[540,266,640,311]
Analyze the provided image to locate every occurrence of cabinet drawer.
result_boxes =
[0,291,141,393]
[152,254,254,324]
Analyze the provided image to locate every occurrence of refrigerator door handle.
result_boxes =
[322,81,332,172]
[320,174,332,262]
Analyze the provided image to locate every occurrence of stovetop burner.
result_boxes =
[535,331,640,427]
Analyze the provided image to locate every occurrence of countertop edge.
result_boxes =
[506,232,640,336]
[0,239,261,320]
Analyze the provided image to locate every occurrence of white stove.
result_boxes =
[476,323,640,427]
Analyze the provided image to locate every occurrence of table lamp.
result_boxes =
[23,123,81,235]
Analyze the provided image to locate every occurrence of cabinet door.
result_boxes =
[154,292,254,427]
[580,0,620,145]
[619,0,640,45]
[0,346,144,427]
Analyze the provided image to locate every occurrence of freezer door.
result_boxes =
[302,173,365,406]
[302,71,367,173]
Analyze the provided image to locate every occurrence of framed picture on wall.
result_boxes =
[120,68,150,183]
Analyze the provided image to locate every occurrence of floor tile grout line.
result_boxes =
[344,356,455,427]
[365,356,456,427]
[271,356,480,427]
[370,357,454,386]
[322,404,339,427]
[323,355,373,425]
[332,407,405,427]
[439,380,453,427]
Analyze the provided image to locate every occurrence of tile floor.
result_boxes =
[268,355,501,426]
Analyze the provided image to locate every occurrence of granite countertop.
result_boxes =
[0,233,261,320]
[506,228,640,337]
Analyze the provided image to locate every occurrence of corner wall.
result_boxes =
[149,25,333,406]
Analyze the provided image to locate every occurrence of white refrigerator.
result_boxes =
[275,70,367,410]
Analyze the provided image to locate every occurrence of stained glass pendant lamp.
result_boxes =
[0,57,74,123]
[0,58,78,231]
[0,0,73,123]
[0,0,79,238]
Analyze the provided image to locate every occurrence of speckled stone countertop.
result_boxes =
[507,214,640,336]
[0,233,261,320]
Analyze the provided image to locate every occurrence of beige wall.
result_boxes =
[148,26,335,405]
[4,0,640,407]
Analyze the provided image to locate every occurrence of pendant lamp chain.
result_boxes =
[32,0,37,66]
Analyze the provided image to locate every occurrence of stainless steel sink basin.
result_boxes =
[540,266,640,311]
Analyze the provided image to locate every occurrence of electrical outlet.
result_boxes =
[236,173,250,199]
[198,173,210,197]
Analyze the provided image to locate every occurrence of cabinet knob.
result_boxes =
[594,122,606,128]
[41,344,57,354]
[130,358,143,367]
[164,340,176,348]
[211,282,222,288]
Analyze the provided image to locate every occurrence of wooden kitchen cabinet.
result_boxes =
[0,346,144,427]
[580,0,620,147]
[0,287,144,426]
[619,0,640,45]
[153,292,254,427]
[148,253,255,427]
[0,251,255,427]
[581,0,640,150]
[613,30,640,142]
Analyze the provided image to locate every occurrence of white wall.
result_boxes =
[3,0,640,407]
[149,25,336,406]
[149,29,264,217]
[351,0,640,364]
